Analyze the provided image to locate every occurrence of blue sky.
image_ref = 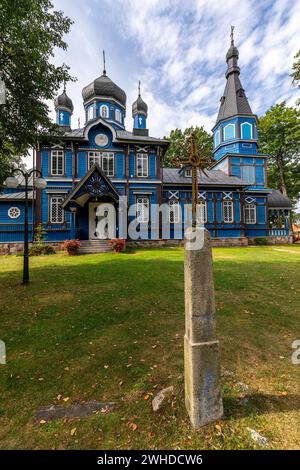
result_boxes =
[50,0,300,137]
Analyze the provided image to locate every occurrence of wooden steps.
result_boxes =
[78,240,112,254]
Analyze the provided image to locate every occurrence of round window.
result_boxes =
[8,207,21,219]
[95,133,108,147]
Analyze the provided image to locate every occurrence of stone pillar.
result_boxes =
[184,227,223,428]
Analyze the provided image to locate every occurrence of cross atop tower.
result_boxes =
[230,25,235,46]
[103,50,106,75]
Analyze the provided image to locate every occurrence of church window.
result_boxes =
[241,165,255,184]
[245,203,256,224]
[115,109,122,123]
[87,105,95,121]
[197,201,207,224]
[241,122,253,139]
[136,153,148,177]
[223,123,235,141]
[51,150,64,176]
[100,105,109,118]
[8,207,21,219]
[88,152,114,177]
[50,196,64,224]
[223,200,234,223]
[169,200,180,223]
[214,130,220,147]
[185,168,192,177]
[136,196,149,223]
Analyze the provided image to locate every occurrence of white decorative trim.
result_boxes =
[241,121,253,139]
[168,190,179,200]
[245,196,255,204]
[198,191,206,200]
[223,123,235,140]
[223,191,233,200]
[8,207,21,219]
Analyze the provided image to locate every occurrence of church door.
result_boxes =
[89,203,116,240]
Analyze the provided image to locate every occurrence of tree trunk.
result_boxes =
[276,155,288,196]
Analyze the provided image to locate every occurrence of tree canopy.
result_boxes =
[0,0,74,184]
[163,126,213,168]
[259,102,300,201]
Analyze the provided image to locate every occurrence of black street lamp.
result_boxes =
[5,169,47,284]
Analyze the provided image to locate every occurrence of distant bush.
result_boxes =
[253,237,268,246]
[109,238,126,253]
[29,244,56,256]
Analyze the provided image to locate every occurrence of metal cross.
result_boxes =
[182,131,213,226]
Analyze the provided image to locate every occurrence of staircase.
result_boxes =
[78,240,112,254]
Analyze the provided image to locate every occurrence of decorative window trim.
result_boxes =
[169,200,180,223]
[185,168,192,177]
[51,149,64,176]
[223,123,235,141]
[88,151,114,177]
[241,165,255,184]
[197,201,207,224]
[87,104,95,121]
[8,207,21,219]
[223,200,234,223]
[241,122,253,139]
[198,191,206,200]
[100,104,109,118]
[136,196,149,223]
[115,109,122,123]
[223,191,233,200]
[50,195,64,224]
[214,129,221,147]
[245,203,256,224]
[168,190,179,200]
[136,153,149,178]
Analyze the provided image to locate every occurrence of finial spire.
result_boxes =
[103,50,106,75]
[63,78,66,93]
[230,25,235,46]
[138,80,141,97]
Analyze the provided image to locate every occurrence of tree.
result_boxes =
[0,0,74,184]
[258,102,300,201]
[163,126,213,168]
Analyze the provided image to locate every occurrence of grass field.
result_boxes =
[0,246,299,450]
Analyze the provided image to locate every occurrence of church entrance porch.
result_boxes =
[88,202,116,240]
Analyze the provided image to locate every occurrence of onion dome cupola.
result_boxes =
[132,81,149,136]
[82,51,126,125]
[54,82,74,129]
[213,27,258,160]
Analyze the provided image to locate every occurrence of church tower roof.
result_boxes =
[132,81,148,117]
[54,83,74,113]
[215,27,253,126]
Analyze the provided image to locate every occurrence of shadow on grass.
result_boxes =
[224,393,300,418]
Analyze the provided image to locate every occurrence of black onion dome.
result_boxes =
[82,74,126,106]
[226,44,239,61]
[54,91,74,113]
[132,95,148,117]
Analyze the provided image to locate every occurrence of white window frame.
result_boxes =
[223,123,235,141]
[87,104,95,121]
[88,151,114,177]
[100,105,109,118]
[115,109,122,123]
[245,203,256,224]
[185,168,192,177]
[197,201,207,224]
[241,122,253,139]
[51,150,64,176]
[136,196,149,223]
[136,153,148,177]
[50,196,64,224]
[214,129,221,147]
[223,200,234,223]
[241,165,255,184]
[169,200,180,223]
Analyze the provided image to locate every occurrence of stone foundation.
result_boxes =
[248,236,293,245]
[127,237,249,248]
[0,242,65,255]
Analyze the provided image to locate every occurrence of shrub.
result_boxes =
[29,244,55,256]
[254,237,268,246]
[64,239,81,255]
[109,238,126,253]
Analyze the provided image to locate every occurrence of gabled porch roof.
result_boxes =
[62,163,119,211]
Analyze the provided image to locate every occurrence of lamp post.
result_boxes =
[5,169,47,284]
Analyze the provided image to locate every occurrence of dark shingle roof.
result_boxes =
[132,95,148,117]
[163,168,247,186]
[267,189,292,209]
[82,74,126,107]
[54,91,74,113]
[116,130,168,143]
[0,191,34,200]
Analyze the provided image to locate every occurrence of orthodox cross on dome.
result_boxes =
[181,130,214,227]
[138,80,141,97]
[103,50,106,75]
[230,25,235,45]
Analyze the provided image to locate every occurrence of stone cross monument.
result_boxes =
[182,131,223,428]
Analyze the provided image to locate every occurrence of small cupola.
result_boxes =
[54,82,74,129]
[132,81,149,136]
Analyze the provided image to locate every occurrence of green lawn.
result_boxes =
[0,246,300,450]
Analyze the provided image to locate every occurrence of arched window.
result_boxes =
[241,122,253,139]
[214,130,220,147]
[100,105,109,118]
[245,203,256,224]
[223,123,235,141]
[87,105,95,121]
[115,109,122,123]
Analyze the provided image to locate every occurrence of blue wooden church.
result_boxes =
[0,33,292,252]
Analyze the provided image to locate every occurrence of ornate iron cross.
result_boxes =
[182,131,213,226]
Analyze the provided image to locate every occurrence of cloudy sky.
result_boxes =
[50,0,300,137]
